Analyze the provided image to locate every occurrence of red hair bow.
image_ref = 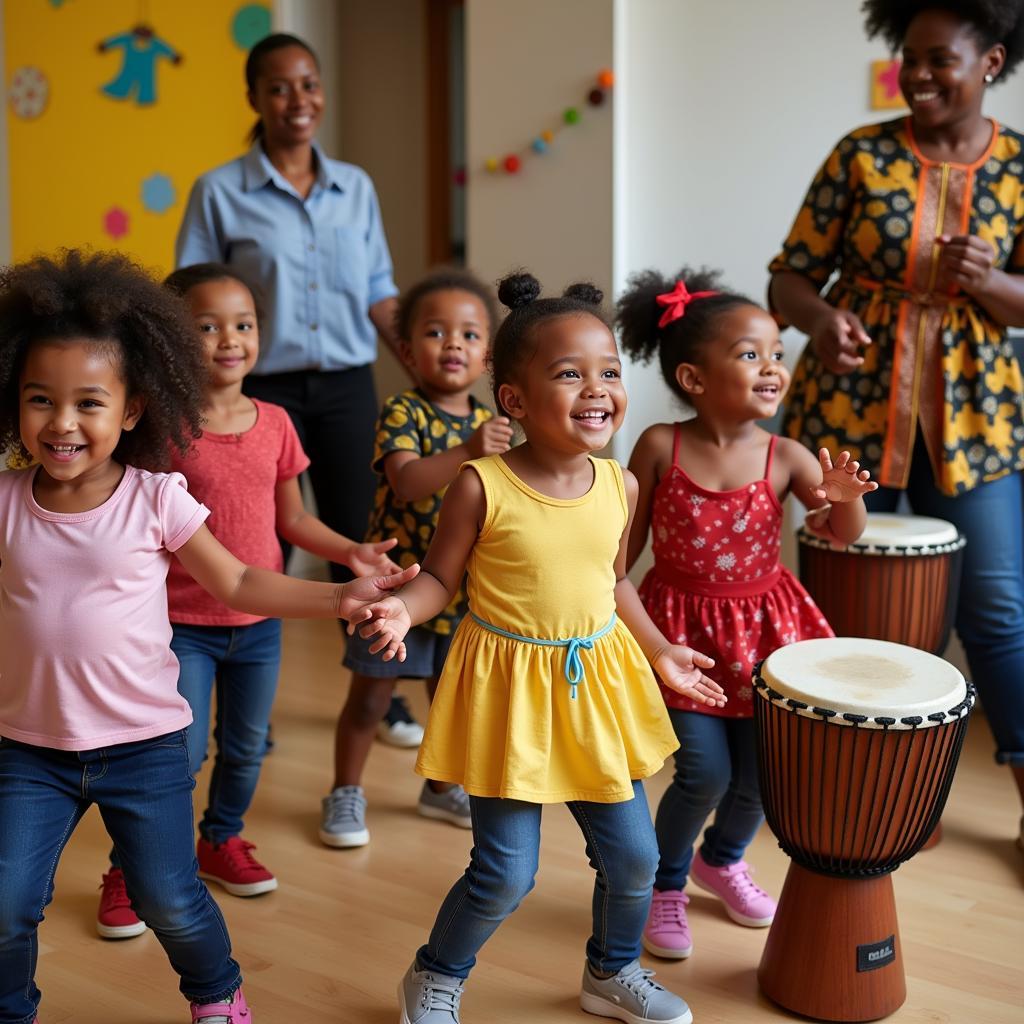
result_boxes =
[654,281,718,328]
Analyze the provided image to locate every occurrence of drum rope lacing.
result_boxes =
[796,527,967,557]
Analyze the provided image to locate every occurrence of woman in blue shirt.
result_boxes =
[176,33,401,565]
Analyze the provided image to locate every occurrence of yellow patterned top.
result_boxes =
[770,117,1024,495]
[415,454,678,803]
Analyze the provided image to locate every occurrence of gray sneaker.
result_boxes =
[398,961,464,1023]
[580,960,692,1024]
[319,785,369,848]
[417,782,472,829]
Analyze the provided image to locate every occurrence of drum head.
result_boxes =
[759,637,968,727]
[798,513,964,555]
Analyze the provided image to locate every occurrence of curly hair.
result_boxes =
[395,267,499,343]
[615,266,756,405]
[862,0,1024,79]
[0,249,206,470]
[164,262,265,324]
[490,270,607,415]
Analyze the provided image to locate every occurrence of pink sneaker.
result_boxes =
[190,986,251,1022]
[691,851,775,927]
[642,888,693,959]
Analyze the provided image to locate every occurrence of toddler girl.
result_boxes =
[0,251,414,1024]
[95,262,400,938]
[351,271,725,1024]
[616,267,876,961]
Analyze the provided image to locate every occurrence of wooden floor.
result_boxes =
[36,618,1024,1023]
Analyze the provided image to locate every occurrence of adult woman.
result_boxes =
[769,1,1024,843]
[176,33,399,567]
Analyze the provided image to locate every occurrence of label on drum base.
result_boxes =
[857,935,896,972]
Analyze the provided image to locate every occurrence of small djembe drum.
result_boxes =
[754,638,974,1021]
[797,514,965,656]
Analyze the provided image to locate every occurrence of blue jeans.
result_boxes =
[654,709,764,891]
[866,439,1024,765]
[416,781,658,979]
[0,732,240,1022]
[171,619,282,843]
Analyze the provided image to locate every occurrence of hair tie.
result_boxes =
[655,281,718,328]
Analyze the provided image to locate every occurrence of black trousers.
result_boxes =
[244,364,378,584]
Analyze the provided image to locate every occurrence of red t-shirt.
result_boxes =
[166,399,310,626]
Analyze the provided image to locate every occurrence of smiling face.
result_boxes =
[498,313,626,455]
[185,278,260,390]
[677,306,789,420]
[19,338,143,488]
[402,289,490,400]
[899,10,1004,131]
[248,44,324,148]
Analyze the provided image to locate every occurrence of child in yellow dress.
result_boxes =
[351,272,726,1024]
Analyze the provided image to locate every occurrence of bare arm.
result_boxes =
[625,425,669,571]
[383,418,513,504]
[274,476,399,575]
[173,524,416,620]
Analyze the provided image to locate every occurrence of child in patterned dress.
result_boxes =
[617,267,877,960]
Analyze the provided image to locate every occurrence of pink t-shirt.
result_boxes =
[0,465,210,750]
[166,399,310,626]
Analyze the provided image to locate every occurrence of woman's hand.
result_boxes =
[651,646,726,707]
[936,234,996,294]
[809,309,871,374]
[347,595,413,661]
[345,538,402,577]
[811,449,878,503]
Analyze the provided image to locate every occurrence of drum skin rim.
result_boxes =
[753,662,976,730]
[796,525,966,557]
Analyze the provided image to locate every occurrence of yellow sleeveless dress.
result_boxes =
[415,454,679,803]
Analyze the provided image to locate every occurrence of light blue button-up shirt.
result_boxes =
[175,144,398,374]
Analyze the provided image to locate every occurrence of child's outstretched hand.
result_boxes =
[811,449,879,503]
[345,537,402,577]
[652,645,727,707]
[347,595,413,662]
[338,564,418,641]
[467,417,514,458]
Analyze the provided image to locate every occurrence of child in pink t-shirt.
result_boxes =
[94,263,401,938]
[0,250,415,1024]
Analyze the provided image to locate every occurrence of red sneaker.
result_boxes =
[197,836,277,897]
[190,986,252,1021]
[96,868,146,939]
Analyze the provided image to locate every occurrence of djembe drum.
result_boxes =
[754,638,974,1021]
[797,514,965,655]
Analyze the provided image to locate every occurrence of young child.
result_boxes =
[93,262,402,938]
[0,250,416,1024]
[616,268,876,961]
[349,271,726,1024]
[320,268,513,847]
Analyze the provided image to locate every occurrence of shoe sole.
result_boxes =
[377,730,423,749]
[417,804,473,829]
[319,827,370,848]
[397,980,414,1024]
[198,871,278,897]
[96,920,147,939]
[580,990,693,1024]
[691,875,774,927]
[641,933,693,959]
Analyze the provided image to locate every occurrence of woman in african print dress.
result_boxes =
[770,1,1024,845]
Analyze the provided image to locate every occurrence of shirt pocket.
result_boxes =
[333,225,368,298]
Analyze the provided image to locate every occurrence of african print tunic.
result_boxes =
[770,117,1024,496]
[366,388,492,634]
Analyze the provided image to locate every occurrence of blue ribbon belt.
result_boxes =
[470,613,617,699]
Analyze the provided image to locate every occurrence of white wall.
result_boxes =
[465,0,614,297]
[615,0,1024,461]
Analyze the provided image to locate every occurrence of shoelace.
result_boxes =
[326,788,365,826]
[614,962,665,999]
[449,786,470,813]
[219,839,263,873]
[419,973,463,1014]
[649,892,689,928]
[191,992,248,1023]
[99,871,132,909]
[721,862,768,902]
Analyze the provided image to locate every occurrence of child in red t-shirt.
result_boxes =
[96,263,399,939]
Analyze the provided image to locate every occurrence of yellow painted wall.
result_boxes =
[4,0,266,275]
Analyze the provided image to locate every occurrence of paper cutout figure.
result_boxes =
[231,4,272,51]
[98,24,182,106]
[8,66,49,120]
[142,173,176,214]
[871,59,905,110]
[103,206,130,240]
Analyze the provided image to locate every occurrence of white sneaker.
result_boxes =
[378,695,425,748]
